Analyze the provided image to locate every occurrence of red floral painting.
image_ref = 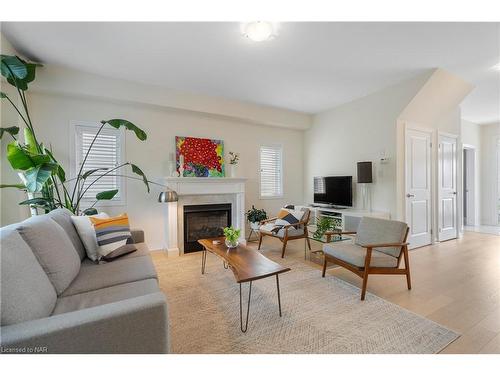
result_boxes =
[176,136,225,177]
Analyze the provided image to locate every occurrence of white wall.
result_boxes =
[304,72,432,218]
[3,90,304,250]
[480,122,500,225]
[461,119,482,226]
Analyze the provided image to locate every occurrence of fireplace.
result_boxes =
[183,203,232,253]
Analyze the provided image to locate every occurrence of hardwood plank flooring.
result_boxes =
[152,231,500,354]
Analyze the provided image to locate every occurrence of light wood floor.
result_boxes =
[153,231,500,354]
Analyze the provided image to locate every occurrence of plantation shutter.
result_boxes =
[260,145,283,198]
[75,125,123,202]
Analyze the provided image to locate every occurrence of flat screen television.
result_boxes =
[313,176,353,208]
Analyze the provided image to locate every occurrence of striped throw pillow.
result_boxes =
[89,213,132,258]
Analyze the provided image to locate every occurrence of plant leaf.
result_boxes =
[102,119,147,141]
[96,189,118,200]
[24,128,38,153]
[82,168,108,180]
[6,142,51,170]
[24,163,58,192]
[0,126,19,140]
[0,183,25,189]
[43,146,66,182]
[131,163,150,192]
[0,55,28,80]
[83,208,98,215]
[19,197,51,207]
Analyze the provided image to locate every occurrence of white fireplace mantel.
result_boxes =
[162,177,247,255]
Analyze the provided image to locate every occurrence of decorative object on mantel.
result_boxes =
[246,205,267,242]
[357,161,373,211]
[176,136,224,177]
[228,151,240,178]
[223,226,241,249]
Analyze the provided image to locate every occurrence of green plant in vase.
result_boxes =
[223,226,241,249]
[246,205,267,230]
[313,216,340,240]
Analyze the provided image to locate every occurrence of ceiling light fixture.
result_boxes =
[242,22,277,42]
[493,63,500,71]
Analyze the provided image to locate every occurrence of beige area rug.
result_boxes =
[154,248,459,354]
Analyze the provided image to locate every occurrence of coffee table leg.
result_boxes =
[239,281,252,333]
[276,274,282,317]
[201,248,207,274]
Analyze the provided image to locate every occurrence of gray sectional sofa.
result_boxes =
[0,208,169,354]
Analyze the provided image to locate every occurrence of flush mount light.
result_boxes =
[242,22,277,42]
[493,63,500,71]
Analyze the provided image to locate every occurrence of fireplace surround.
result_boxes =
[162,177,247,255]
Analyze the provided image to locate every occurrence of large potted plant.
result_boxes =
[246,205,267,231]
[0,54,151,215]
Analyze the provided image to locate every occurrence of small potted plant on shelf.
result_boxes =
[223,226,241,249]
[246,205,267,231]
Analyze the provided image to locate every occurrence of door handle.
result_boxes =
[406,193,415,198]
[452,191,457,195]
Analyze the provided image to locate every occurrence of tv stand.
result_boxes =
[300,205,390,232]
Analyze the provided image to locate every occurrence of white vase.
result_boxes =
[229,164,237,178]
[250,222,260,231]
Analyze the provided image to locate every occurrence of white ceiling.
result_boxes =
[2,22,499,123]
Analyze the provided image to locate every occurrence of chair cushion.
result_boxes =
[355,217,408,258]
[259,223,305,238]
[274,208,306,227]
[52,278,159,315]
[323,242,398,268]
[62,254,157,297]
[47,208,86,260]
[17,215,81,295]
[1,226,57,325]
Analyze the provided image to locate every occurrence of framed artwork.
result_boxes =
[175,136,225,177]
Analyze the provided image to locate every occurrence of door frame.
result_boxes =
[462,144,476,227]
[437,132,458,241]
[404,123,434,248]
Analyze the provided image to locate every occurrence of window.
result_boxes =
[74,123,125,205]
[259,145,283,198]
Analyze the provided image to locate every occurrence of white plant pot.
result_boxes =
[228,164,237,178]
[250,222,260,231]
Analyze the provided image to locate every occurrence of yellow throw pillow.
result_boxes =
[89,213,131,258]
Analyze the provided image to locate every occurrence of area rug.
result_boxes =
[154,249,459,354]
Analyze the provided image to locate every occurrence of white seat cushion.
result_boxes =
[259,223,305,238]
[323,242,398,268]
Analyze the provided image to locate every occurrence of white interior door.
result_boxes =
[463,148,475,226]
[405,128,432,249]
[438,135,458,241]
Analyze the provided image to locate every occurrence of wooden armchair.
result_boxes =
[258,208,312,258]
[321,216,411,300]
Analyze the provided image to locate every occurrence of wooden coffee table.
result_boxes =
[198,237,291,332]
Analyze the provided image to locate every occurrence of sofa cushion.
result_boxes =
[71,212,109,261]
[47,208,86,260]
[62,255,157,297]
[323,242,398,268]
[52,278,159,315]
[17,215,81,295]
[80,242,150,265]
[355,217,408,258]
[1,226,57,325]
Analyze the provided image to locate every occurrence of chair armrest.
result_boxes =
[361,242,409,249]
[0,292,169,354]
[128,229,145,244]
[260,217,278,224]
